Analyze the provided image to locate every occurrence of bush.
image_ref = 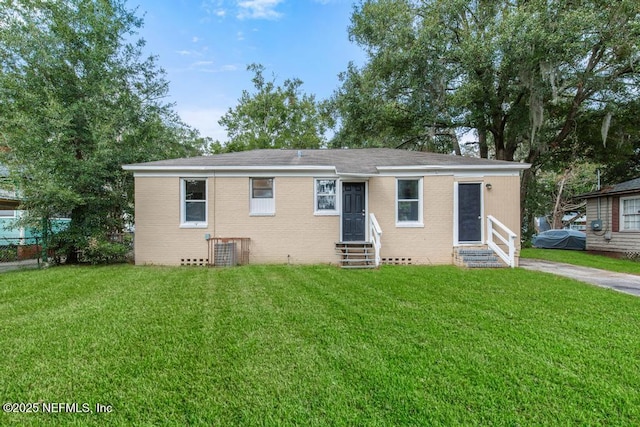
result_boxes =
[0,246,18,262]
[81,237,130,265]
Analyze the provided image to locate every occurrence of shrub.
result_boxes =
[0,246,18,262]
[81,237,130,265]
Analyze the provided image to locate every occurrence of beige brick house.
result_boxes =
[123,148,529,268]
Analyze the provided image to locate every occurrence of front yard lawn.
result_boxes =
[1,264,639,426]
[521,248,640,275]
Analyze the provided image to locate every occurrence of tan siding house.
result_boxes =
[581,177,640,257]
[124,149,529,267]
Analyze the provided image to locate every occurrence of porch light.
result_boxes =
[485,183,492,190]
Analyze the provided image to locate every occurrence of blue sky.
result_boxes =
[132,0,366,141]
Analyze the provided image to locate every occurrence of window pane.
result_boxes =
[624,215,640,230]
[0,210,14,217]
[623,198,640,230]
[316,179,336,195]
[185,180,206,201]
[624,200,632,215]
[317,195,336,211]
[252,178,273,198]
[624,198,640,215]
[185,201,206,222]
[398,201,419,222]
[398,180,419,200]
[253,189,273,198]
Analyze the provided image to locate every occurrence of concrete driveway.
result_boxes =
[519,259,640,297]
[0,259,41,273]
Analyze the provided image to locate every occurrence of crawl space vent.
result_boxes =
[180,258,208,266]
[381,257,413,265]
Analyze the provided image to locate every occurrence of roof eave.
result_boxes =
[376,163,531,171]
[122,165,337,172]
[580,188,640,199]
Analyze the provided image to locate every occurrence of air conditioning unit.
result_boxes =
[214,242,237,266]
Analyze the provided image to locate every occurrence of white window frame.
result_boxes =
[396,177,424,227]
[314,178,339,215]
[620,196,640,231]
[250,177,275,216]
[180,178,207,228]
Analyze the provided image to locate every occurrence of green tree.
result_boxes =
[527,163,600,232]
[0,0,204,262]
[217,64,332,152]
[337,0,640,159]
[333,0,640,226]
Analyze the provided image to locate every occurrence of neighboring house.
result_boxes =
[123,148,530,268]
[535,213,586,233]
[0,184,29,243]
[563,213,586,231]
[0,189,38,261]
[0,169,70,259]
[580,177,640,256]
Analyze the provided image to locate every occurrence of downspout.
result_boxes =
[212,172,216,238]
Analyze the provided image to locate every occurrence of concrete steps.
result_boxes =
[454,248,507,268]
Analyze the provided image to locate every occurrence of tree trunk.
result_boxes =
[451,129,462,156]
[66,245,79,264]
[552,172,568,229]
[520,147,542,239]
[65,206,85,264]
[478,128,488,158]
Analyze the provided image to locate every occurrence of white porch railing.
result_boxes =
[487,215,517,268]
[369,213,382,267]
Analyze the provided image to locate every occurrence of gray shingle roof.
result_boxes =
[124,148,529,174]
[580,177,640,199]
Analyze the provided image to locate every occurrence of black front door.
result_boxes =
[458,183,482,242]
[342,182,366,241]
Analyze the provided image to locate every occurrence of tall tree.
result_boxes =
[336,0,640,161]
[527,163,600,231]
[216,64,332,152]
[333,0,640,225]
[0,0,204,262]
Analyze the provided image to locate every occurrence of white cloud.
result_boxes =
[236,0,283,20]
[179,108,229,141]
[237,31,244,41]
[201,0,227,18]
[199,64,240,73]
[218,64,239,72]
[181,61,240,73]
[192,36,201,43]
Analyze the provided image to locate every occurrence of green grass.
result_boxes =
[1,264,640,426]
[522,248,640,275]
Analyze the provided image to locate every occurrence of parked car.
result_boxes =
[531,229,586,250]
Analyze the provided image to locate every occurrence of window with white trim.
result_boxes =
[181,179,207,227]
[250,178,275,215]
[621,196,640,231]
[314,179,338,215]
[396,178,423,226]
